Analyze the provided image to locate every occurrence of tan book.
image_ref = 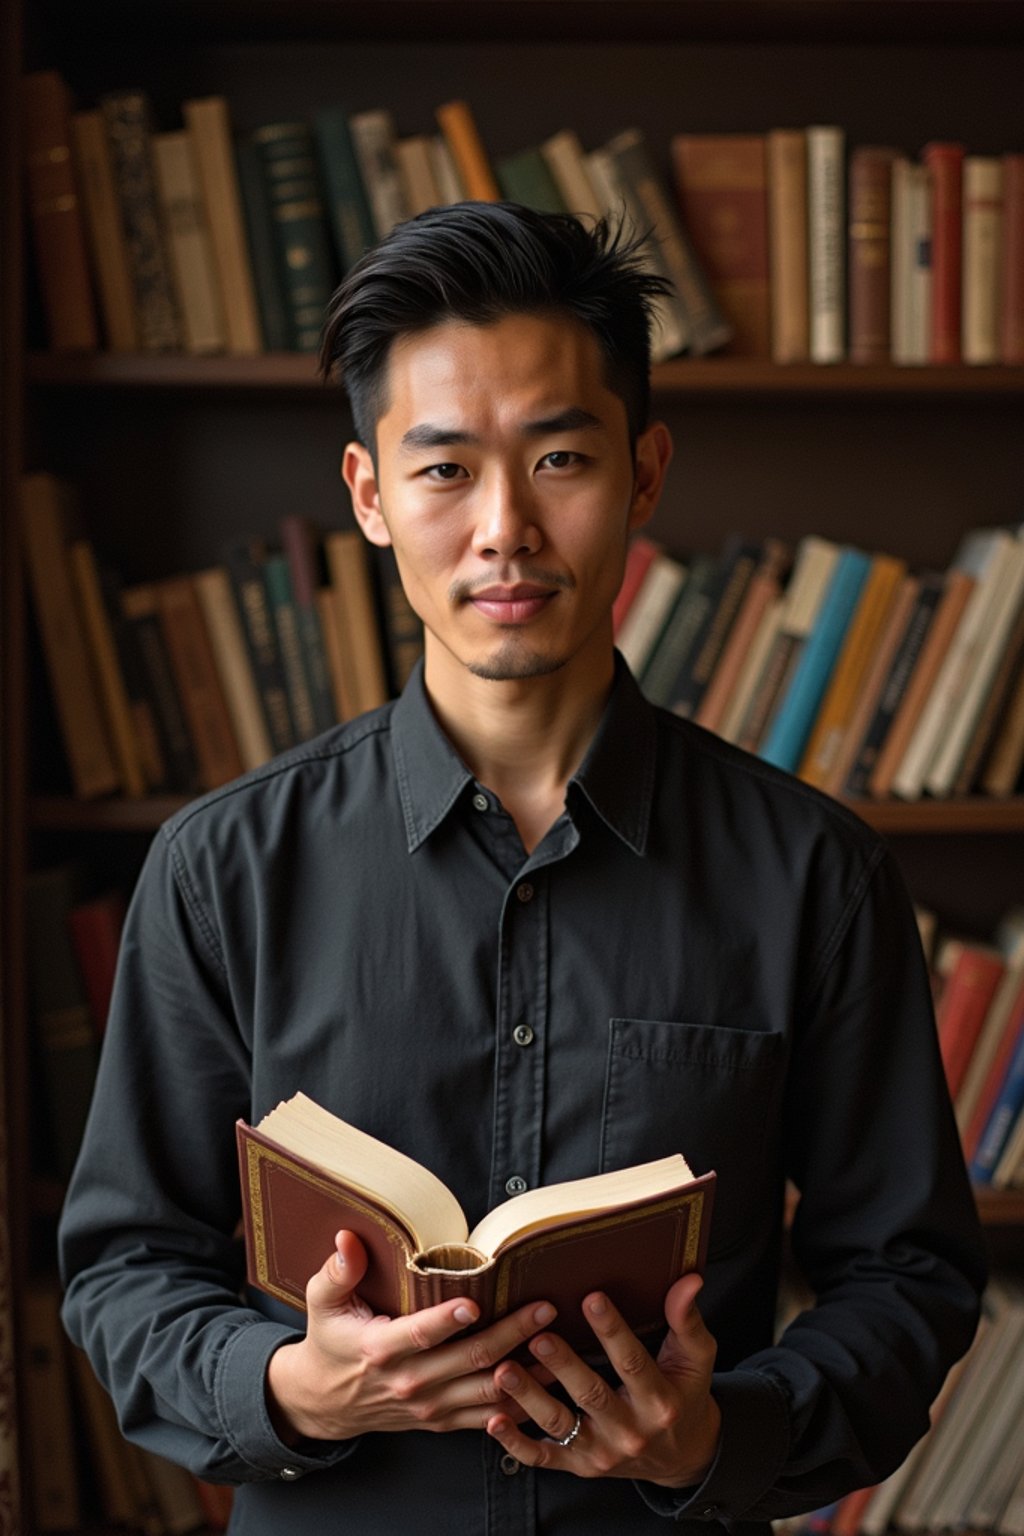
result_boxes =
[435,99,500,202]
[156,575,245,790]
[70,109,139,351]
[238,1092,715,1356]
[193,567,273,772]
[68,540,148,797]
[21,70,99,352]
[152,129,227,355]
[981,643,1024,797]
[799,552,907,790]
[348,109,411,239]
[869,569,977,799]
[18,474,120,798]
[315,585,359,722]
[962,156,1004,365]
[540,129,604,223]
[767,129,809,363]
[324,530,389,716]
[182,96,263,354]
[394,134,443,215]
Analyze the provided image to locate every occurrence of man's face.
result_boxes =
[344,312,670,690]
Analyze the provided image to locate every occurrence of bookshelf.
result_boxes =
[4,2,1024,1534]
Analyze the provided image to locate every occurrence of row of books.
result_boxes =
[616,523,1024,803]
[18,472,423,801]
[778,1278,1024,1536]
[922,906,1024,1190]
[22,67,1024,370]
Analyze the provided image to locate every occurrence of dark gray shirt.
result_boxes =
[59,657,985,1536]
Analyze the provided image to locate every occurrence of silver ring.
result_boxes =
[555,1409,584,1447]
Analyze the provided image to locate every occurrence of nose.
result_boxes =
[472,471,542,560]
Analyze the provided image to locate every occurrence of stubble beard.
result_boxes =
[466,634,570,682]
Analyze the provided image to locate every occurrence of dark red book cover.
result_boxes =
[923,142,965,364]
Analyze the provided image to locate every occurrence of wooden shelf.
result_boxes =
[27,794,1024,836]
[26,352,1024,398]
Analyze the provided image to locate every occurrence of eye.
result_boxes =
[424,462,467,481]
[539,450,585,470]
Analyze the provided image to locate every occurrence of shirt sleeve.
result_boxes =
[636,846,987,1522]
[58,828,358,1484]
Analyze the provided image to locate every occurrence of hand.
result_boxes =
[265,1230,558,1444]
[485,1272,721,1487]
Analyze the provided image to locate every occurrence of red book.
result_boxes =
[936,945,1006,1100]
[923,142,965,364]
[1001,152,1024,364]
[67,890,127,1036]
[963,980,1024,1160]
[613,535,660,637]
[848,146,899,363]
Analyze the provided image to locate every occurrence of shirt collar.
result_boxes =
[391,652,657,856]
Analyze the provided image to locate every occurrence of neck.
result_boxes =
[424,638,615,854]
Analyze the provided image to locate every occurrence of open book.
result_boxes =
[237,1093,715,1351]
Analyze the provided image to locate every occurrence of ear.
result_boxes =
[628,420,673,532]
[342,442,391,548]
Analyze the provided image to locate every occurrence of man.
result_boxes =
[60,203,985,1536]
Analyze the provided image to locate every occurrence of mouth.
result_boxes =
[467,584,559,624]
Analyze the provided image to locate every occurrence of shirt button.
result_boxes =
[279,1467,302,1481]
[701,1507,720,1518]
[516,882,534,903]
[505,1175,528,1196]
[512,1024,534,1046]
[500,1454,521,1475]
[472,792,488,812]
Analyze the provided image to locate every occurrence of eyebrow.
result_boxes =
[398,406,605,453]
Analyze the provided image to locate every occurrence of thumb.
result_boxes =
[659,1273,717,1378]
[305,1229,370,1315]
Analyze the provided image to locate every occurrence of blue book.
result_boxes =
[969,1016,1024,1185]
[760,548,872,773]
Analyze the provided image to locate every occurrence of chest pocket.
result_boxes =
[600,1018,786,1259]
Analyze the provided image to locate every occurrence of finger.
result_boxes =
[304,1229,370,1314]
[578,1292,665,1398]
[486,1410,576,1472]
[492,1358,585,1445]
[523,1327,623,1424]
[661,1274,717,1379]
[408,1299,558,1385]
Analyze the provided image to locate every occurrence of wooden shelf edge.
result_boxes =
[25,352,1024,398]
[29,794,1024,835]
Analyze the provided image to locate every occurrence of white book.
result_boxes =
[541,129,604,224]
[151,130,227,355]
[394,134,442,215]
[891,528,1016,799]
[617,555,687,676]
[962,155,1004,364]
[430,134,465,204]
[925,534,1024,794]
[891,158,932,365]
[807,125,845,363]
[349,109,410,239]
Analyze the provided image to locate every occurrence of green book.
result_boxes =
[264,552,319,742]
[314,105,378,272]
[235,136,294,351]
[496,147,568,214]
[252,121,338,353]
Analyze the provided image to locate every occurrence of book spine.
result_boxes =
[671,540,762,718]
[100,90,183,352]
[961,156,1004,365]
[279,514,342,732]
[671,133,771,356]
[496,148,567,215]
[963,986,1024,1159]
[182,96,264,354]
[264,553,319,741]
[120,586,201,793]
[969,1023,1024,1184]
[767,128,809,363]
[69,108,139,351]
[156,576,246,790]
[843,575,939,798]
[612,535,660,637]
[67,892,126,1037]
[435,100,500,202]
[21,71,100,352]
[640,554,719,707]
[67,540,149,797]
[18,474,121,798]
[313,107,377,272]
[848,146,898,364]
[324,530,389,715]
[826,572,919,798]
[981,645,1024,797]
[695,542,790,734]
[234,137,294,351]
[937,947,1006,1101]
[540,129,604,224]
[760,548,872,773]
[616,556,688,679]
[192,567,274,772]
[370,545,424,697]
[394,134,444,216]
[253,121,338,353]
[890,158,932,366]
[151,129,228,355]
[348,109,412,240]
[923,141,966,365]
[1000,153,1024,364]
[807,126,846,363]
[223,540,296,753]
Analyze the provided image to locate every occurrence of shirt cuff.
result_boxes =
[634,1368,790,1521]
[214,1319,362,1478]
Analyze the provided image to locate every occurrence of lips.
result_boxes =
[468,585,557,624]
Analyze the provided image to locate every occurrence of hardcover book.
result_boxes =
[238,1093,715,1355]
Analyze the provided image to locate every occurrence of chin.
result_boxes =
[466,639,569,682]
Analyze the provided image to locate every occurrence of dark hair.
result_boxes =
[318,201,670,455]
